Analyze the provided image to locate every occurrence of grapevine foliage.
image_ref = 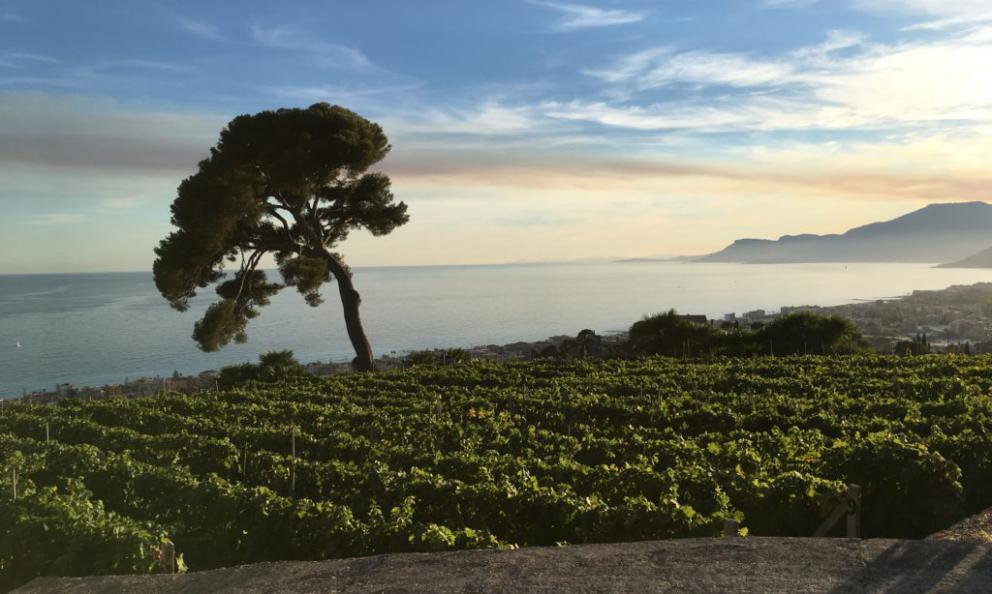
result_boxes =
[3,355,992,590]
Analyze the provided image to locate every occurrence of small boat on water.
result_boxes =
[15,339,21,349]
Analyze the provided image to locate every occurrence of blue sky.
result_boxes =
[1,0,991,272]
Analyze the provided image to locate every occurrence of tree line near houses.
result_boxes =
[425,311,869,364]
[217,310,870,385]
[217,309,957,385]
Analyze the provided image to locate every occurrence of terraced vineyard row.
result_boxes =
[3,355,992,590]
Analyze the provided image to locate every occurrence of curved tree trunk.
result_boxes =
[321,252,376,372]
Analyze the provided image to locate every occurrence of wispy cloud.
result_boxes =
[761,0,822,8]
[266,82,422,105]
[29,213,84,225]
[539,96,894,134]
[854,0,990,16]
[89,59,194,74]
[178,17,222,41]
[791,29,865,62]
[589,49,796,89]
[0,76,77,88]
[529,1,646,31]
[100,197,143,209]
[584,31,862,92]
[0,10,21,22]
[0,51,57,67]
[387,131,992,205]
[250,24,372,70]
[577,28,992,132]
[387,100,539,136]
[852,0,992,30]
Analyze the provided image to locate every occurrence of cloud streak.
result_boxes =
[530,1,646,31]
[852,0,992,30]
[386,135,992,204]
[250,24,372,70]
[0,51,58,68]
[575,27,992,132]
[762,0,822,8]
[178,17,222,41]
[28,213,84,225]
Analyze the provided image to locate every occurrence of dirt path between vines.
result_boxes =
[16,537,992,594]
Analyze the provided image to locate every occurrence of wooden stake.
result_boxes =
[45,422,50,444]
[813,483,863,538]
[723,519,740,537]
[846,484,862,538]
[11,467,16,499]
[290,428,296,498]
[157,541,176,574]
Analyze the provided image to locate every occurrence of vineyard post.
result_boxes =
[846,484,862,538]
[722,519,740,537]
[11,467,16,499]
[45,422,50,445]
[157,541,176,574]
[813,483,863,538]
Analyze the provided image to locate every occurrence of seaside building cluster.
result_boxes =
[719,283,992,351]
[18,371,221,404]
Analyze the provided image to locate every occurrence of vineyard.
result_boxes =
[3,355,992,590]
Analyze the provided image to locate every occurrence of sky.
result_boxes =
[0,0,991,273]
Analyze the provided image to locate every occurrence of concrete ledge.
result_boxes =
[16,537,992,594]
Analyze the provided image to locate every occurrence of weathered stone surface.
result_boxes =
[16,537,992,594]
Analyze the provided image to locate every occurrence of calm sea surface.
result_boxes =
[1,261,990,396]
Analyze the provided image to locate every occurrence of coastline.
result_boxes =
[13,281,992,403]
[5,267,992,399]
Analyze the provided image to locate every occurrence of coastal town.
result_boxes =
[723,282,992,351]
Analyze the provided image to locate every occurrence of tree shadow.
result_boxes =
[827,540,992,593]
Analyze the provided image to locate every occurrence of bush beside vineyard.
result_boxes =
[3,355,992,589]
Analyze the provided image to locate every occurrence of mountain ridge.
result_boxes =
[697,201,992,264]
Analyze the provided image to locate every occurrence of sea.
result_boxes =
[2,261,990,397]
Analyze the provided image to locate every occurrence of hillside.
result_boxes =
[5,356,992,590]
[698,201,992,263]
[938,245,992,269]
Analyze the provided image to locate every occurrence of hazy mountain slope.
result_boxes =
[698,202,992,263]
[938,245,992,268]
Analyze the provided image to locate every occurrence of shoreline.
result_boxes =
[8,280,992,401]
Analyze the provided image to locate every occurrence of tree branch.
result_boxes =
[234,249,264,304]
[265,206,303,251]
